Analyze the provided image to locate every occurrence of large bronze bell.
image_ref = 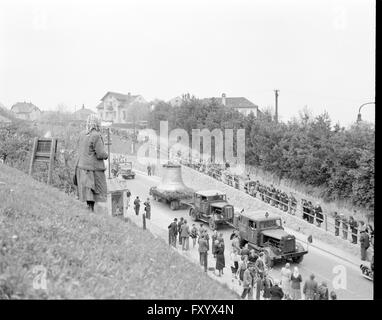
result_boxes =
[156,163,189,192]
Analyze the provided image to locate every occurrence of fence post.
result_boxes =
[325,214,328,232]
[142,213,146,230]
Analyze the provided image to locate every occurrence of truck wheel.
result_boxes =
[170,201,179,211]
[209,219,216,230]
[190,209,197,221]
[292,256,304,264]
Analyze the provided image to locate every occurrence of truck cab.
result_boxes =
[187,190,235,230]
[234,211,307,266]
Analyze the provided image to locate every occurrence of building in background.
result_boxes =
[96,91,147,123]
[73,104,95,121]
[205,93,261,117]
[10,102,42,121]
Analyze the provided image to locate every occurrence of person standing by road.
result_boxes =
[215,241,225,277]
[180,219,190,251]
[134,196,140,216]
[315,203,324,227]
[211,230,218,258]
[177,217,184,245]
[144,198,151,219]
[231,232,241,255]
[198,234,209,272]
[190,224,198,248]
[147,164,151,176]
[290,267,303,300]
[241,265,254,299]
[303,273,318,300]
[280,263,292,299]
[360,230,370,261]
[349,216,358,244]
[168,218,178,247]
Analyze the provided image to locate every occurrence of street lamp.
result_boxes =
[357,102,375,123]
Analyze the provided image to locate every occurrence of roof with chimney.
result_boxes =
[100,91,139,103]
[204,95,258,109]
[11,102,41,114]
[98,91,143,109]
[74,104,95,115]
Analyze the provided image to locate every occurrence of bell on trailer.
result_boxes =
[156,163,188,192]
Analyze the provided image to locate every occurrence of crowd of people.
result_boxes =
[167,219,339,300]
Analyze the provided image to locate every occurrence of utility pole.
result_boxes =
[274,89,279,123]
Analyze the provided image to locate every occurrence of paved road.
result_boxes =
[123,172,373,300]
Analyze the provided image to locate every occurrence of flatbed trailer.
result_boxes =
[149,186,193,210]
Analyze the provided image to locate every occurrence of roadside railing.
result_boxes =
[181,162,371,246]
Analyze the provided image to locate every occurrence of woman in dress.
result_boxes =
[290,267,303,300]
[75,114,108,212]
[280,262,292,299]
[215,241,225,277]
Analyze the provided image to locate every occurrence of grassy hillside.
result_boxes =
[0,164,238,299]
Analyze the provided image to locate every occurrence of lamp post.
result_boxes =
[357,102,375,123]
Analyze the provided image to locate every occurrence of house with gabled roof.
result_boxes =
[96,91,147,123]
[73,104,95,121]
[10,102,42,121]
[204,93,261,117]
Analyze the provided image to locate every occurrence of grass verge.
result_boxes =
[0,164,238,299]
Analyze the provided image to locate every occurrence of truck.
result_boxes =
[233,211,308,266]
[112,161,135,179]
[181,190,235,230]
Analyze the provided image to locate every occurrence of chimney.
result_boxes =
[222,93,226,106]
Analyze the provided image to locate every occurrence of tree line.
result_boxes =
[148,97,374,212]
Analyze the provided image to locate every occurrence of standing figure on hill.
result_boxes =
[75,114,108,213]
[134,196,140,215]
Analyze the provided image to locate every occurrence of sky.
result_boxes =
[0,0,375,126]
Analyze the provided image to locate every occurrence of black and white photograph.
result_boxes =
[0,0,375,306]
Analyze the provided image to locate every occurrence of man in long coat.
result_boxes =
[168,218,178,247]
